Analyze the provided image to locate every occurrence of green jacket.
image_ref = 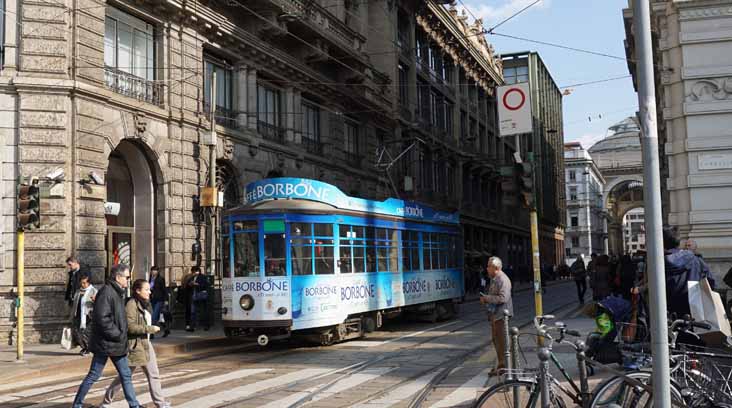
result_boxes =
[126,298,156,366]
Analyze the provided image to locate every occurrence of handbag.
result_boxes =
[192,289,208,302]
[61,327,73,350]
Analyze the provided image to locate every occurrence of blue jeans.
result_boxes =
[73,353,140,408]
[151,300,163,325]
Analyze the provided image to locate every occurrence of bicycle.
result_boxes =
[588,317,725,408]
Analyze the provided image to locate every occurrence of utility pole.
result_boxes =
[16,229,24,361]
[633,1,671,407]
[518,149,543,321]
[206,72,218,279]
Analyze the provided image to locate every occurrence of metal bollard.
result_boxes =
[575,340,591,404]
[502,309,512,376]
[510,326,520,379]
[538,348,551,408]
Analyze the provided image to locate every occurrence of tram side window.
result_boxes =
[376,228,388,272]
[313,223,334,275]
[234,232,259,277]
[339,224,353,273]
[264,233,286,276]
[447,235,457,269]
[341,225,366,273]
[291,222,312,275]
[388,229,399,272]
[402,230,420,272]
[221,235,231,278]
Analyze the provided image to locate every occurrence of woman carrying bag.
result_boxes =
[101,279,171,408]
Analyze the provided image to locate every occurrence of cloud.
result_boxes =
[566,132,606,150]
[456,0,551,27]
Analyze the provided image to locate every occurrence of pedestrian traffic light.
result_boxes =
[17,178,40,230]
[517,162,534,209]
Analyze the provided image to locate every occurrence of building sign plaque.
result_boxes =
[698,153,732,170]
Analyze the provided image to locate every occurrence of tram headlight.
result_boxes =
[239,294,254,311]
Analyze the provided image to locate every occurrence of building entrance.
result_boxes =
[105,140,156,280]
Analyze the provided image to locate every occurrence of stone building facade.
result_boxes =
[563,142,605,260]
[501,51,566,267]
[0,0,535,342]
[623,0,732,279]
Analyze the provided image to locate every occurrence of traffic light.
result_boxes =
[517,162,534,209]
[17,178,40,230]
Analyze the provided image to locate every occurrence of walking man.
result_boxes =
[149,266,166,326]
[571,255,588,304]
[72,264,143,408]
[480,256,513,376]
[65,256,86,307]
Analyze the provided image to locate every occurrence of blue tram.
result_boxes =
[220,178,464,345]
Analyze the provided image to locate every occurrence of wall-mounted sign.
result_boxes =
[699,153,732,170]
[498,83,532,137]
[104,202,121,216]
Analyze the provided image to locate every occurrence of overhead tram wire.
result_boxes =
[485,0,544,34]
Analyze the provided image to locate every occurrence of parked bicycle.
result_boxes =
[475,315,651,408]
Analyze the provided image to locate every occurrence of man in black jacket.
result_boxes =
[72,264,142,408]
[64,256,86,307]
[149,266,166,327]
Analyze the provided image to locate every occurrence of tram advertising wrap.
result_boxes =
[221,178,464,344]
[224,271,462,330]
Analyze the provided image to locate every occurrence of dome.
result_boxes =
[588,117,641,153]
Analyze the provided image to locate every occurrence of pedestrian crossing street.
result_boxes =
[0,358,495,408]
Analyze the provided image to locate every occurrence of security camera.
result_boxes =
[89,171,104,185]
[46,168,65,182]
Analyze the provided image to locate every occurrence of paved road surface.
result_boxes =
[1,281,579,408]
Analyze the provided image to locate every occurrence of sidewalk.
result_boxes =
[0,325,243,386]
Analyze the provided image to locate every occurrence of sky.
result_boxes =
[457,0,639,149]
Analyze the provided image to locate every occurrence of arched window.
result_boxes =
[216,160,240,209]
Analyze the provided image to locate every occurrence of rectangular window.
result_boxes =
[569,187,578,201]
[302,101,321,154]
[571,237,580,247]
[104,8,155,81]
[221,234,230,278]
[569,170,576,181]
[571,216,579,227]
[418,80,430,123]
[257,84,282,141]
[445,102,453,136]
[264,232,286,276]
[344,120,359,155]
[234,232,259,277]
[204,57,234,127]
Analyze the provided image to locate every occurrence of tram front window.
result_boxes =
[234,232,259,277]
[264,233,286,276]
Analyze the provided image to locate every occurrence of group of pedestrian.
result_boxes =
[71,263,171,408]
[178,266,211,331]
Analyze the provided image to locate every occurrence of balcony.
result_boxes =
[301,136,322,155]
[105,67,163,105]
[204,103,238,129]
[257,121,285,144]
[273,0,365,54]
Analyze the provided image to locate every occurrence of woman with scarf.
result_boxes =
[101,279,170,408]
[69,272,97,355]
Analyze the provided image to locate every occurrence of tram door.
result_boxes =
[262,220,286,277]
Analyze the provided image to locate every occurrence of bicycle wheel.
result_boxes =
[474,379,567,408]
[590,370,684,408]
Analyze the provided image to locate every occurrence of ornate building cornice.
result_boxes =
[678,4,732,20]
[416,2,503,93]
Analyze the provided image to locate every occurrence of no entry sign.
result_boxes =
[498,83,532,136]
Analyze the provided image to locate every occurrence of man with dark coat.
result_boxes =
[149,266,166,326]
[72,264,143,408]
[65,256,87,307]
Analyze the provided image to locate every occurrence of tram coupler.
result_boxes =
[257,334,269,346]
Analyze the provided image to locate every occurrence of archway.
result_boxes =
[605,179,644,255]
[105,140,158,280]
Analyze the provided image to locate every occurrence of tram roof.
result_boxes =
[225,178,460,225]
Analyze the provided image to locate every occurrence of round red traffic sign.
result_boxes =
[502,87,526,111]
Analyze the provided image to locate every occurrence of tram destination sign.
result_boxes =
[244,178,459,224]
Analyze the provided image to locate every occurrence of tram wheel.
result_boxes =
[319,331,334,346]
[362,316,376,333]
